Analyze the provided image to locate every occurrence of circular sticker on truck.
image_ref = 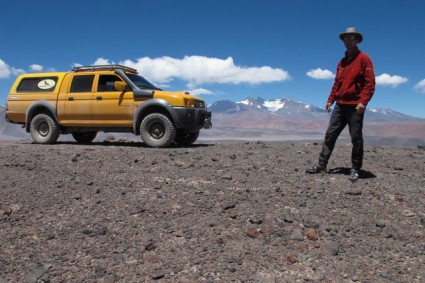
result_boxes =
[38,79,56,90]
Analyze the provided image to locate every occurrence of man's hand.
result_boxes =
[325,103,332,112]
[356,103,366,113]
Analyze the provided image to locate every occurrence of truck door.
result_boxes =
[92,74,134,127]
[60,75,94,126]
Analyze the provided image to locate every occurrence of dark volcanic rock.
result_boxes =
[0,141,424,282]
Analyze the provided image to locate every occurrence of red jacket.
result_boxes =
[328,48,375,106]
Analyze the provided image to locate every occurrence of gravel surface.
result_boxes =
[0,141,424,283]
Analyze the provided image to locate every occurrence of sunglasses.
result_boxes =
[343,36,357,41]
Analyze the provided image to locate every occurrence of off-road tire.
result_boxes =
[30,114,60,144]
[72,132,97,143]
[174,130,200,146]
[140,113,176,148]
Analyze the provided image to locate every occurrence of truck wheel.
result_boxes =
[140,113,176,148]
[174,130,200,146]
[72,132,97,143]
[30,114,60,144]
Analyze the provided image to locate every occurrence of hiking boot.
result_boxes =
[348,168,359,182]
[306,165,326,174]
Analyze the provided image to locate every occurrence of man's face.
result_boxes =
[343,35,358,49]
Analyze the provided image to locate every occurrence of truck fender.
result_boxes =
[133,99,179,134]
[25,101,59,132]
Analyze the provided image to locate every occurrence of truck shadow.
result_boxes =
[54,141,214,148]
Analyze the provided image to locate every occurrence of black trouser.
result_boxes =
[318,104,364,170]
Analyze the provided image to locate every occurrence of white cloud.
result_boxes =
[0,59,10,78]
[116,56,289,85]
[30,64,43,72]
[188,88,214,96]
[376,73,408,87]
[414,79,425,93]
[306,68,335,80]
[94,58,113,65]
[0,59,24,79]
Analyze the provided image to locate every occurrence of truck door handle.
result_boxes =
[68,97,74,101]
[96,96,102,100]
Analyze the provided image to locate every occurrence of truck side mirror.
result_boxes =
[114,81,127,91]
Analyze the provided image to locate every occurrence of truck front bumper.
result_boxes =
[173,107,212,130]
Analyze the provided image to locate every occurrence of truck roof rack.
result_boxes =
[72,65,138,73]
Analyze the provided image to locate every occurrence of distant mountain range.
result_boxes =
[1,97,425,146]
[204,97,425,146]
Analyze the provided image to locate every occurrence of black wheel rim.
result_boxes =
[38,122,49,137]
[149,123,165,139]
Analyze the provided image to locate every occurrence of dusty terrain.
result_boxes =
[0,140,424,283]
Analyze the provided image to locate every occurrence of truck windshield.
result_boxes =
[127,74,162,90]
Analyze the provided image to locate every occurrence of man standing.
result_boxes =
[306,27,375,182]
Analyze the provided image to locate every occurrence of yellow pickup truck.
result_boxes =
[6,65,211,147]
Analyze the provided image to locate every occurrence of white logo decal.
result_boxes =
[38,79,56,90]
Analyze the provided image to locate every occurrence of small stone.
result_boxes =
[287,254,298,264]
[402,209,416,217]
[211,156,220,162]
[346,188,362,195]
[151,269,165,280]
[145,242,156,251]
[126,260,138,266]
[283,210,294,223]
[376,219,386,227]
[145,254,162,264]
[222,174,233,180]
[82,226,107,237]
[24,263,52,283]
[259,226,271,236]
[229,154,237,160]
[249,217,263,225]
[1,207,12,215]
[69,265,80,273]
[71,153,80,162]
[222,201,236,211]
[246,228,259,238]
[306,229,319,241]
[174,229,184,237]
[290,229,304,241]
[129,206,145,216]
[321,239,339,256]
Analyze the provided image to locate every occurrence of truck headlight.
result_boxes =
[193,99,206,109]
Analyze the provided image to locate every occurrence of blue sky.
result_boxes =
[1,0,425,118]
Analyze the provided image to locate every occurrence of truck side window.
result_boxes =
[17,77,58,92]
[98,75,122,92]
[70,75,94,93]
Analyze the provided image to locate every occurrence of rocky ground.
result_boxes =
[0,140,424,283]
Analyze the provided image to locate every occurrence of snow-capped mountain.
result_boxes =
[210,97,421,122]
[210,97,326,117]
[366,108,419,122]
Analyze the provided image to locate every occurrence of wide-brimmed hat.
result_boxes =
[339,27,363,43]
